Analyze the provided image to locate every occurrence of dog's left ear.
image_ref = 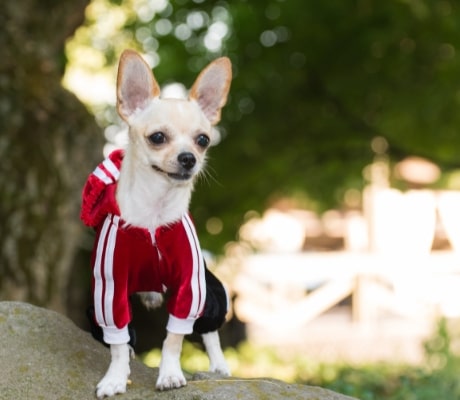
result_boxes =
[117,49,161,121]
[189,57,232,125]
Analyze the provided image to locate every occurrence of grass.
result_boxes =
[141,318,460,399]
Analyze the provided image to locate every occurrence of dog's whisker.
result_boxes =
[198,165,222,187]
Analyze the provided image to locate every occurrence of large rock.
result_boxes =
[0,302,357,400]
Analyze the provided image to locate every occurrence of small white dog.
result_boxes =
[80,49,232,398]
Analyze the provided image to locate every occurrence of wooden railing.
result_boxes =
[233,251,460,327]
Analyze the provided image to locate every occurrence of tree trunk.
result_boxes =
[0,0,103,314]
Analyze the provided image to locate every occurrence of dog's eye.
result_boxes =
[196,134,210,148]
[148,132,166,145]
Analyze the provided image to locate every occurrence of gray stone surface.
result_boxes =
[0,301,358,399]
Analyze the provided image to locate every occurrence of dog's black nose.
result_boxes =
[178,152,196,170]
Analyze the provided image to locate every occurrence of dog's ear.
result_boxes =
[117,50,160,121]
[189,57,232,125]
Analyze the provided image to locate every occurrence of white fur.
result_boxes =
[138,291,164,309]
[156,332,187,390]
[96,344,131,398]
[116,99,211,230]
[202,331,230,376]
[116,150,193,229]
[96,50,232,397]
[155,332,230,391]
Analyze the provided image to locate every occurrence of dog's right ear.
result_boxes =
[117,50,160,121]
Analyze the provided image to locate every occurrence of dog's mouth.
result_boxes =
[152,165,192,181]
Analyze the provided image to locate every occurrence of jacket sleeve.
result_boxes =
[158,214,207,335]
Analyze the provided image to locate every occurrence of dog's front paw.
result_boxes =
[156,369,186,391]
[96,373,128,398]
[96,344,131,398]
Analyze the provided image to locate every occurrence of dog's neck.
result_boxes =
[116,148,193,231]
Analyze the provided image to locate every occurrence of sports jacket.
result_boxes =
[81,150,213,345]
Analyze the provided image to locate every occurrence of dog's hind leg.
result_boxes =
[202,331,230,376]
[96,343,131,398]
[138,291,164,310]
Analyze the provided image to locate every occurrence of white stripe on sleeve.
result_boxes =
[93,215,112,326]
[93,214,119,328]
[102,215,120,327]
[182,214,206,319]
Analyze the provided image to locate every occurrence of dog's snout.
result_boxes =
[178,152,196,170]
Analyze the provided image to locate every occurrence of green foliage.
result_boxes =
[306,319,460,399]
[141,319,460,399]
[67,0,460,252]
[424,317,452,368]
[304,319,460,399]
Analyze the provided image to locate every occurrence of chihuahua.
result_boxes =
[80,49,232,398]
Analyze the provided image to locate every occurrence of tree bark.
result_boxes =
[0,0,103,313]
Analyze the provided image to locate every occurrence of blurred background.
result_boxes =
[3,0,460,398]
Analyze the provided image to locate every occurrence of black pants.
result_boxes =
[193,266,228,334]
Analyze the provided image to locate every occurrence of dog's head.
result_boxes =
[116,50,232,184]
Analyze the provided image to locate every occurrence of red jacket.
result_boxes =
[81,150,206,344]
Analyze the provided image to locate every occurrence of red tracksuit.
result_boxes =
[81,150,207,345]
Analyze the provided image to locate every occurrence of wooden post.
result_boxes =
[353,274,377,323]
